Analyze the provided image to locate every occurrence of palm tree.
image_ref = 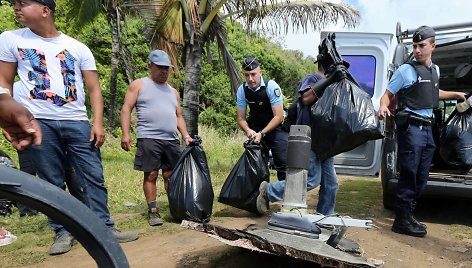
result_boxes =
[69,0,135,132]
[129,0,361,136]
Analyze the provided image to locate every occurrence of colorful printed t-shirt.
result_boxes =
[0,28,97,120]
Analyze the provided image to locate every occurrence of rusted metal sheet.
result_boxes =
[182,220,376,268]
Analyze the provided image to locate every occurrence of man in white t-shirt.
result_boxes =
[0,0,138,255]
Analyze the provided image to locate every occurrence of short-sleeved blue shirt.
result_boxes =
[296,73,323,126]
[236,77,284,109]
[387,60,440,118]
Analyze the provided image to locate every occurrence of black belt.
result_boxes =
[408,114,434,126]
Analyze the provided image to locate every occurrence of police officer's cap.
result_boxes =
[412,26,435,42]
[242,56,260,71]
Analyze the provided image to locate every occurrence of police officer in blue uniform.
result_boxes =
[378,26,465,237]
[236,56,288,182]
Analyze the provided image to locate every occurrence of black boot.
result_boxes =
[392,212,427,237]
[409,213,427,230]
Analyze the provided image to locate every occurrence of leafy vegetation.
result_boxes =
[90,0,360,136]
[1,0,320,135]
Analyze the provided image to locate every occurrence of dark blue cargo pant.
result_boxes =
[395,123,436,213]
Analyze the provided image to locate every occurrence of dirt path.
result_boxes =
[347,206,472,268]
[30,192,472,268]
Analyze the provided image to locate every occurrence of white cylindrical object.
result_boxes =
[456,101,470,113]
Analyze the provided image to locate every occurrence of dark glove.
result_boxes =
[311,65,347,98]
[331,65,347,81]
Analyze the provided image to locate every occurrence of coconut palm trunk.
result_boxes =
[183,42,203,136]
[107,5,120,132]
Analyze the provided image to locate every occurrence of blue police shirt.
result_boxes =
[387,60,440,118]
[236,77,284,109]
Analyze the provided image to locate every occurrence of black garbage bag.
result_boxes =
[310,33,383,160]
[439,109,472,168]
[168,136,214,222]
[0,199,13,216]
[218,140,269,214]
[0,150,15,216]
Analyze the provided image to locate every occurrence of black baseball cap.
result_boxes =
[412,26,435,42]
[242,56,260,71]
[12,0,56,12]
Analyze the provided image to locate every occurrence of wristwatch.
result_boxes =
[259,131,266,138]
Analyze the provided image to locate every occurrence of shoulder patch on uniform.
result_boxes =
[274,87,281,97]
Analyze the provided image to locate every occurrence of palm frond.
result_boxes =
[123,0,167,17]
[223,0,295,20]
[187,0,201,29]
[154,1,185,44]
[67,0,103,27]
[216,36,243,94]
[209,14,242,94]
[224,0,360,34]
[127,0,185,70]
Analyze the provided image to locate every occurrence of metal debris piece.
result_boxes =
[182,220,377,268]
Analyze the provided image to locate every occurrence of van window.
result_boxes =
[343,55,376,97]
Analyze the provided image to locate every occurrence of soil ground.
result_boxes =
[28,178,472,268]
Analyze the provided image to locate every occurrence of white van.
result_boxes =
[326,22,472,209]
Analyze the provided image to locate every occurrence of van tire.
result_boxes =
[0,166,129,268]
[382,191,395,210]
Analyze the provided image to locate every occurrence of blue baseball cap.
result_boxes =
[149,50,173,67]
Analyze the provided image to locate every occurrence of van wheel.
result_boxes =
[382,191,395,210]
[0,166,129,267]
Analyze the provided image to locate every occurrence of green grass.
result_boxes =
[335,178,383,217]
[0,125,246,267]
[449,224,472,240]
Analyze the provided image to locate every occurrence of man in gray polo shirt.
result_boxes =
[120,50,193,226]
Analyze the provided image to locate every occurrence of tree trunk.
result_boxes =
[107,6,120,132]
[120,45,135,83]
[183,42,203,136]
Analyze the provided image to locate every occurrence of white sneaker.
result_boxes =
[0,228,17,247]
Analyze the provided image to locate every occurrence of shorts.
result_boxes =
[134,138,182,172]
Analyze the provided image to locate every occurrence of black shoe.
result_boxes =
[409,214,427,230]
[392,213,427,237]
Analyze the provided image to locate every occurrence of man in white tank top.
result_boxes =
[120,49,193,226]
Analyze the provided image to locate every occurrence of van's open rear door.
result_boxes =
[320,31,393,176]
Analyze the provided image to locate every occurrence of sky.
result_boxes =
[283,0,472,57]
